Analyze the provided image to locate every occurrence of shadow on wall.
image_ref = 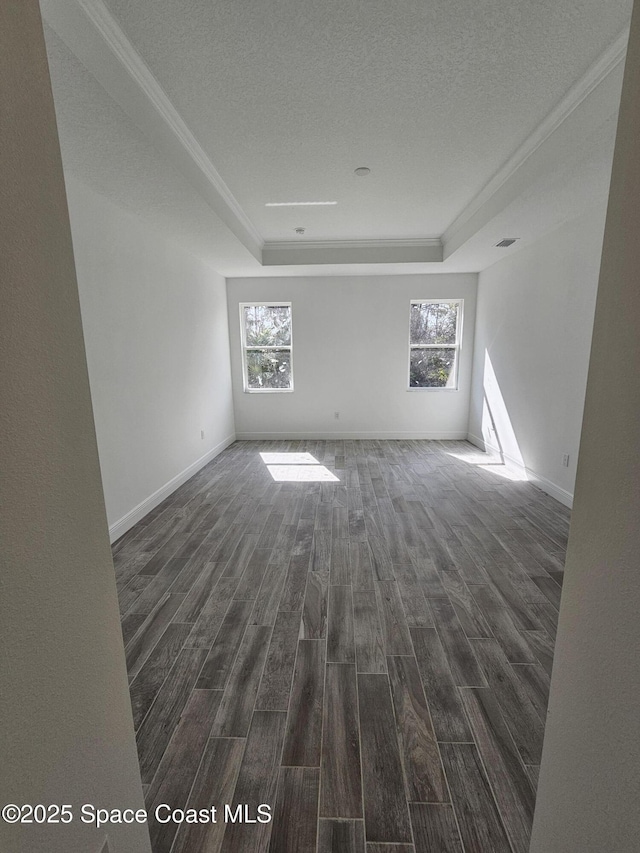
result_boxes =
[480,349,526,476]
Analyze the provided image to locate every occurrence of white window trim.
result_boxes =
[239,301,294,393]
[407,299,463,391]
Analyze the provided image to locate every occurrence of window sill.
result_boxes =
[406,387,458,392]
[243,388,295,393]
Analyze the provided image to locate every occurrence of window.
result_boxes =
[240,303,293,391]
[409,300,462,389]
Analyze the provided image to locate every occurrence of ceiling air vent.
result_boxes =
[495,238,519,248]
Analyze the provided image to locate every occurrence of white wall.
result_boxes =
[66,177,236,539]
[227,274,477,439]
[0,4,150,851]
[468,206,607,505]
[532,2,640,848]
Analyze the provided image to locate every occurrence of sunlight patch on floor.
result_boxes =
[260,452,319,465]
[259,451,340,482]
[266,464,339,482]
[445,450,528,481]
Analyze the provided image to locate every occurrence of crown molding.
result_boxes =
[443,27,629,247]
[262,238,443,265]
[42,0,264,258]
[42,1,628,272]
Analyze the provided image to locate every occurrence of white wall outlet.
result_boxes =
[334,411,340,420]
[201,429,205,439]
[562,453,570,467]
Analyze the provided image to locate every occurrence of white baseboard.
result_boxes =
[467,432,487,452]
[235,430,469,441]
[467,432,528,475]
[108,433,236,542]
[467,432,573,509]
[525,471,573,509]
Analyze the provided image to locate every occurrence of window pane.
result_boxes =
[244,305,291,346]
[410,348,457,388]
[246,349,292,389]
[410,302,458,345]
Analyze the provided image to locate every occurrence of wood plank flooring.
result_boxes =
[112,439,568,853]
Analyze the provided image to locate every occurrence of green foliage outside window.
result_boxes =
[243,304,293,390]
[409,302,460,388]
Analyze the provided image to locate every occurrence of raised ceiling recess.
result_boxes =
[41,0,632,275]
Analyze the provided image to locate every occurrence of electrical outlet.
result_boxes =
[201,429,205,440]
[562,454,570,467]
[334,411,340,420]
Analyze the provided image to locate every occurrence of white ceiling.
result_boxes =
[41,0,632,275]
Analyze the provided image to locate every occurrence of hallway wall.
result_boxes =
[0,3,150,851]
[66,177,236,539]
[531,3,640,848]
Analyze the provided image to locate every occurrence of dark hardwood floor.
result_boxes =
[112,439,568,853]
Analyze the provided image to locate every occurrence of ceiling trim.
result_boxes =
[442,27,629,247]
[262,238,443,266]
[42,0,264,259]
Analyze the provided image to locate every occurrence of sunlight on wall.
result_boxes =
[481,349,526,473]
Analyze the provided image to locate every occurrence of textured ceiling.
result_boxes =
[98,0,631,242]
[42,0,631,274]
